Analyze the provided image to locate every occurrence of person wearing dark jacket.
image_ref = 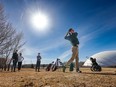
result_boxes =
[11,50,18,72]
[35,53,42,72]
[63,28,81,73]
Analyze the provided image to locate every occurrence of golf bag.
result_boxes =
[46,61,54,71]
[51,58,63,71]
[90,57,102,71]
[69,63,74,71]
[51,64,58,71]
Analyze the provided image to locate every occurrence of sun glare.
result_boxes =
[30,12,49,32]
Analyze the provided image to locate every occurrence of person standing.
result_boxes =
[35,53,42,72]
[11,50,18,72]
[18,53,24,71]
[63,28,81,73]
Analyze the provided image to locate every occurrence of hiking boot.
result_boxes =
[77,70,82,73]
[76,68,82,73]
[63,66,66,72]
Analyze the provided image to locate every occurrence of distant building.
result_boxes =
[83,51,116,67]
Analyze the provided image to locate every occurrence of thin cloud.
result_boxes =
[22,37,66,63]
[39,39,66,52]
[58,49,71,61]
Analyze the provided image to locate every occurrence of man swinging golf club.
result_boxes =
[63,28,81,73]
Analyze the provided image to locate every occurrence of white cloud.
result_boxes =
[58,49,71,61]
[21,37,67,64]
[39,39,66,52]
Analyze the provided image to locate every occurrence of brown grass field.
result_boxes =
[0,68,116,87]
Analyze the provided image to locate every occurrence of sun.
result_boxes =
[30,12,49,31]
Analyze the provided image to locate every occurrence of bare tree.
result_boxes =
[12,32,26,52]
[0,4,26,71]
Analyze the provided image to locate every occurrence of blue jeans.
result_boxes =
[11,60,17,72]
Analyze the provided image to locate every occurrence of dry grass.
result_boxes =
[0,68,116,87]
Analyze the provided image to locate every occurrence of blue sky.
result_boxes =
[0,0,116,64]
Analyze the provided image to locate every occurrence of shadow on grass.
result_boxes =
[82,72,116,75]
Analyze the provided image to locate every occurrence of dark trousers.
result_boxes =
[18,62,22,71]
[11,60,17,72]
[36,61,41,71]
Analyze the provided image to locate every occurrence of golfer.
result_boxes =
[63,28,81,73]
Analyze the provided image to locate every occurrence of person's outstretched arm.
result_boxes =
[64,31,70,40]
